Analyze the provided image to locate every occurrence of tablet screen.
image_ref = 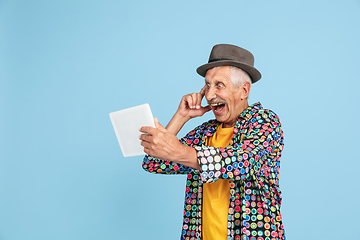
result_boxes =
[109,103,155,157]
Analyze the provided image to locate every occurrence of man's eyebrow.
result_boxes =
[204,79,224,85]
[214,79,225,84]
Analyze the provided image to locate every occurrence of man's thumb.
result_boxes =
[202,105,212,113]
[154,117,166,132]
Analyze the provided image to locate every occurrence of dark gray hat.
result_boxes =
[196,44,262,83]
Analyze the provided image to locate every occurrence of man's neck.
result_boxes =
[240,100,249,113]
[222,100,249,128]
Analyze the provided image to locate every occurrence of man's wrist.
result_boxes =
[173,111,191,124]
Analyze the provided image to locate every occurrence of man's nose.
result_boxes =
[205,86,216,101]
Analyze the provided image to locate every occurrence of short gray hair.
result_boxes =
[229,66,252,88]
[210,66,252,88]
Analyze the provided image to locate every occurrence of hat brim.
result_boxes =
[196,60,262,83]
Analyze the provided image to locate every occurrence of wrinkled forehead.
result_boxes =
[204,66,232,82]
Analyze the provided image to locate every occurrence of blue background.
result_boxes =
[1,0,360,239]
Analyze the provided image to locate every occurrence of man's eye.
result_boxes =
[206,83,210,87]
[217,83,223,88]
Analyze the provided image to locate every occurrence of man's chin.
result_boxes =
[213,114,236,128]
[213,114,226,123]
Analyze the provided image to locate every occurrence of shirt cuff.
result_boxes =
[194,145,222,183]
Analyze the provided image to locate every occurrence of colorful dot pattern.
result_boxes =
[142,103,285,240]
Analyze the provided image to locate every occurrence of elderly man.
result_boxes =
[140,44,285,240]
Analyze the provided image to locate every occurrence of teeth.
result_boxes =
[211,103,224,106]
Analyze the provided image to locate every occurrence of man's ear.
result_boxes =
[241,82,251,99]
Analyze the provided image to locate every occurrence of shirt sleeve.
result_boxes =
[195,110,284,184]
[142,153,194,175]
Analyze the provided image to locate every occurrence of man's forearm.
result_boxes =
[166,112,190,136]
[169,144,200,170]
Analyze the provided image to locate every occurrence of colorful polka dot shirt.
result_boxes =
[142,102,285,240]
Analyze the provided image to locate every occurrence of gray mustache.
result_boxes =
[207,98,227,105]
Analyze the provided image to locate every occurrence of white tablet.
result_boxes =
[109,103,155,157]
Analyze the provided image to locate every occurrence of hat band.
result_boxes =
[208,58,233,63]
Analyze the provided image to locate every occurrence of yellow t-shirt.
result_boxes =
[202,123,234,240]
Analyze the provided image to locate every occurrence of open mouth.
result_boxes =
[210,102,226,113]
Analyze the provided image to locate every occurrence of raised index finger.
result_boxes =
[199,85,206,97]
